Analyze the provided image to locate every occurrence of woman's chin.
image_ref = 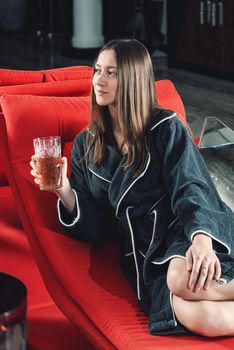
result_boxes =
[96,98,109,106]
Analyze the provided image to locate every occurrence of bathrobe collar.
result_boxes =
[87,109,176,216]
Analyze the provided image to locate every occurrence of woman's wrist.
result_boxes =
[54,177,76,214]
[193,233,213,247]
[54,176,70,195]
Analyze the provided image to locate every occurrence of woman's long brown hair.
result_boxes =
[85,39,157,176]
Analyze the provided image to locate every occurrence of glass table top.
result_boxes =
[198,117,234,212]
[199,117,234,148]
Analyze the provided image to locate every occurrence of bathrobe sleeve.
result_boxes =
[153,116,233,254]
[57,132,109,245]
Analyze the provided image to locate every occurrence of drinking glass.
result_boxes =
[33,136,62,190]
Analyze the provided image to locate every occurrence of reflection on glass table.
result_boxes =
[198,117,234,212]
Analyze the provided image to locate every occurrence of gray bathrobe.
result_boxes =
[58,108,234,335]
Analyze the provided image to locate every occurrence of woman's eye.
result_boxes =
[94,68,101,74]
[108,70,117,77]
[93,68,117,77]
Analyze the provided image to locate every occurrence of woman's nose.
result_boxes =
[96,71,106,85]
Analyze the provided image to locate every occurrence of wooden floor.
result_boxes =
[155,57,234,136]
[0,32,233,137]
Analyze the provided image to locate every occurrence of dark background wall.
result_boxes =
[0,0,166,53]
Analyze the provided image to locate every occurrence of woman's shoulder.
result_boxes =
[72,129,89,155]
[150,107,193,149]
[72,125,96,153]
[73,129,87,145]
[74,125,96,143]
[150,107,178,131]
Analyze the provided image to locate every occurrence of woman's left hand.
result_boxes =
[185,233,221,292]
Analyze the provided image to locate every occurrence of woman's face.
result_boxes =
[92,49,118,107]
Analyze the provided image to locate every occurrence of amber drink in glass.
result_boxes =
[33,136,62,190]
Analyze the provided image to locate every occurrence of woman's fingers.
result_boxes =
[30,169,39,178]
[30,160,36,172]
[188,257,202,290]
[215,259,222,281]
[186,234,222,292]
[193,259,220,292]
[31,170,42,184]
[187,253,221,292]
[60,156,67,174]
[204,264,215,290]
[58,157,68,183]
[185,249,193,272]
[194,263,211,292]
[30,155,41,185]
[31,155,38,163]
[34,177,41,184]
[30,155,38,171]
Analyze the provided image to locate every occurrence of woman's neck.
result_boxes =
[108,105,121,134]
[107,106,127,154]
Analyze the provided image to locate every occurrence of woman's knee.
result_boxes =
[167,258,188,297]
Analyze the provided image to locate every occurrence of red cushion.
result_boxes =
[44,65,92,72]
[0,66,92,87]
[0,66,92,186]
[156,80,186,123]
[0,80,92,185]
[43,68,92,82]
[0,79,92,100]
[0,69,44,86]
[1,87,232,349]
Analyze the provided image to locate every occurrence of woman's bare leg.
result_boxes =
[173,296,234,337]
[167,257,234,301]
[167,258,234,337]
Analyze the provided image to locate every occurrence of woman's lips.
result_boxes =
[95,90,107,95]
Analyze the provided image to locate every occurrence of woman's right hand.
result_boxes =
[30,155,69,191]
[30,155,76,214]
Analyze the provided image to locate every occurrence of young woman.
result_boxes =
[30,39,234,337]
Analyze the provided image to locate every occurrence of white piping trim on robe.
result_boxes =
[148,194,167,213]
[151,255,185,265]
[146,210,157,255]
[125,252,134,257]
[126,206,141,300]
[170,291,178,327]
[88,167,111,183]
[57,189,80,227]
[150,112,176,131]
[116,153,151,217]
[168,217,178,229]
[191,230,231,254]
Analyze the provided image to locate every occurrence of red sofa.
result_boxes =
[0,76,233,349]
